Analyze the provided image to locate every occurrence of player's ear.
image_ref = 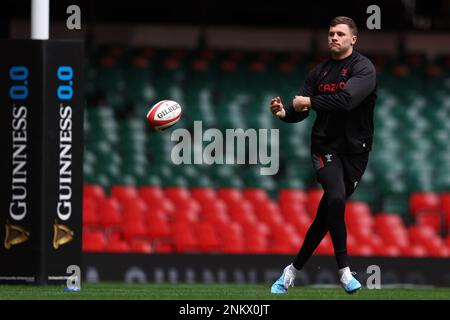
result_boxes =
[351,35,357,45]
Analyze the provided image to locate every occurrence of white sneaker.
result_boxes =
[270,263,298,294]
[283,263,297,289]
[339,267,362,294]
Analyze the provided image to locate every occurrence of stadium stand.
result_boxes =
[83,46,450,257]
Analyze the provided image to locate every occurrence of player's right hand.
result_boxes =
[270,96,286,118]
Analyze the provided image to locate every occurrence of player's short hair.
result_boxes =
[329,16,358,36]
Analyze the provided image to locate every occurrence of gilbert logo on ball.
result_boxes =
[147,100,182,131]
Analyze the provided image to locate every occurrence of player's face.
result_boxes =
[328,24,357,55]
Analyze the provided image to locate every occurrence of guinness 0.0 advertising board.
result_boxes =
[0,40,83,284]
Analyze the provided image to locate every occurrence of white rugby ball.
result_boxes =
[146,100,182,131]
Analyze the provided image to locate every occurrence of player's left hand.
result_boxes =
[292,96,311,112]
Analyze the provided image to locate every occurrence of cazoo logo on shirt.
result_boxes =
[318,81,346,93]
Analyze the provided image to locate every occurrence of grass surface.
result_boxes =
[0,283,449,300]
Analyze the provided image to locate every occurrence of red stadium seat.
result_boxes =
[218,222,245,253]
[140,186,175,213]
[440,236,450,256]
[270,222,299,241]
[427,246,449,258]
[245,234,268,253]
[270,223,301,254]
[172,198,201,213]
[347,218,374,231]
[280,202,309,218]
[253,201,284,227]
[347,203,374,238]
[376,226,409,249]
[84,184,106,203]
[346,233,357,248]
[205,211,231,225]
[253,199,279,212]
[383,229,409,249]
[82,230,107,252]
[350,225,376,242]
[83,198,99,226]
[423,236,449,257]
[348,243,374,256]
[410,193,444,233]
[410,192,440,215]
[217,187,243,204]
[222,239,246,253]
[145,209,172,251]
[97,197,122,228]
[121,198,147,220]
[278,189,308,206]
[241,220,270,237]
[145,210,172,240]
[401,245,427,257]
[227,200,257,225]
[173,207,200,224]
[108,230,122,242]
[172,222,198,252]
[346,201,372,221]
[111,185,140,203]
[408,225,437,245]
[191,187,217,204]
[281,206,311,238]
[129,239,153,253]
[362,235,384,253]
[105,238,131,253]
[200,198,227,215]
[281,202,310,218]
[374,244,401,257]
[374,213,409,249]
[243,188,269,205]
[201,201,231,225]
[122,218,147,241]
[154,244,174,253]
[139,186,165,202]
[375,213,404,226]
[440,193,450,227]
[146,197,175,214]
[165,186,190,204]
[271,241,296,254]
[415,212,443,233]
[200,196,226,210]
[195,222,221,252]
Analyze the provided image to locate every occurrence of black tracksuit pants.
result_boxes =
[293,152,369,270]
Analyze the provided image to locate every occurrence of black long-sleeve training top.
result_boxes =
[281,50,377,154]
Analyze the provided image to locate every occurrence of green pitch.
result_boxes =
[0,283,449,300]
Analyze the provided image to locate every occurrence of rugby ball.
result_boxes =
[146,100,182,131]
